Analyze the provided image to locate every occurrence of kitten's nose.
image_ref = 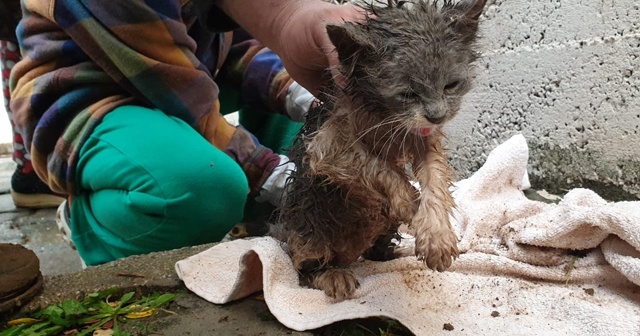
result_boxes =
[426,115,446,124]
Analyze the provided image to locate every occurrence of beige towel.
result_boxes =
[176,134,640,335]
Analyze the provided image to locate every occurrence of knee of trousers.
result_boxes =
[174,158,250,231]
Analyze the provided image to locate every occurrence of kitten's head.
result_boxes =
[327,0,486,136]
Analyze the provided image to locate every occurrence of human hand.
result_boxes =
[274,2,366,96]
[218,0,366,96]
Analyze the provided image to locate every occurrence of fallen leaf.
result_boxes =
[125,309,155,319]
[93,329,114,336]
[101,320,114,329]
[126,304,142,311]
[6,318,39,326]
[63,330,79,335]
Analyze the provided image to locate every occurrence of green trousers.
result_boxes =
[72,103,301,266]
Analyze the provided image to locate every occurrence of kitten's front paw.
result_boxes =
[414,216,459,271]
[312,268,360,300]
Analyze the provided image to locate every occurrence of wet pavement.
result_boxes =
[0,154,315,335]
[0,156,84,276]
[0,153,566,335]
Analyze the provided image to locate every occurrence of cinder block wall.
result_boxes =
[446,0,640,200]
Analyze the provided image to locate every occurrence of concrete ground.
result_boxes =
[0,155,317,335]
[0,156,84,276]
[0,153,561,335]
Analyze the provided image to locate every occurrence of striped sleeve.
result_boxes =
[10,0,282,195]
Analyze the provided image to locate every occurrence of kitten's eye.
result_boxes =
[444,81,460,92]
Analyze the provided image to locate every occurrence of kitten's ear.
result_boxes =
[326,24,373,64]
[454,0,486,20]
[446,0,487,41]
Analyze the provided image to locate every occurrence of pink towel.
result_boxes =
[176,134,640,335]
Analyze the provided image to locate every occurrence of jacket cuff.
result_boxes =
[244,146,282,197]
[255,154,295,206]
[223,126,281,197]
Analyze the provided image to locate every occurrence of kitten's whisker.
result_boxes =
[400,120,412,156]
[372,117,400,148]
[345,115,402,151]
[373,115,396,144]
[379,117,408,163]
[397,119,413,163]
[368,117,399,162]
[373,116,404,153]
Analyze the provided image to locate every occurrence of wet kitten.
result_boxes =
[277,0,486,300]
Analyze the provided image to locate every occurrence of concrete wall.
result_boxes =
[446,0,640,200]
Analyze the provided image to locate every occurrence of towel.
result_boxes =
[176,134,640,335]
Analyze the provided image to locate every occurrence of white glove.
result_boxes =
[285,82,315,122]
[255,154,296,206]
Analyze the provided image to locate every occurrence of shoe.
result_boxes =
[55,201,87,268]
[10,167,65,209]
[55,200,76,250]
[0,244,43,314]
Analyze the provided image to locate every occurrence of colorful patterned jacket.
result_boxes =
[10,0,298,196]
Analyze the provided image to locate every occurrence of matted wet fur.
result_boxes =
[276,0,487,300]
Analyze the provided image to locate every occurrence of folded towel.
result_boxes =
[176,134,640,335]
